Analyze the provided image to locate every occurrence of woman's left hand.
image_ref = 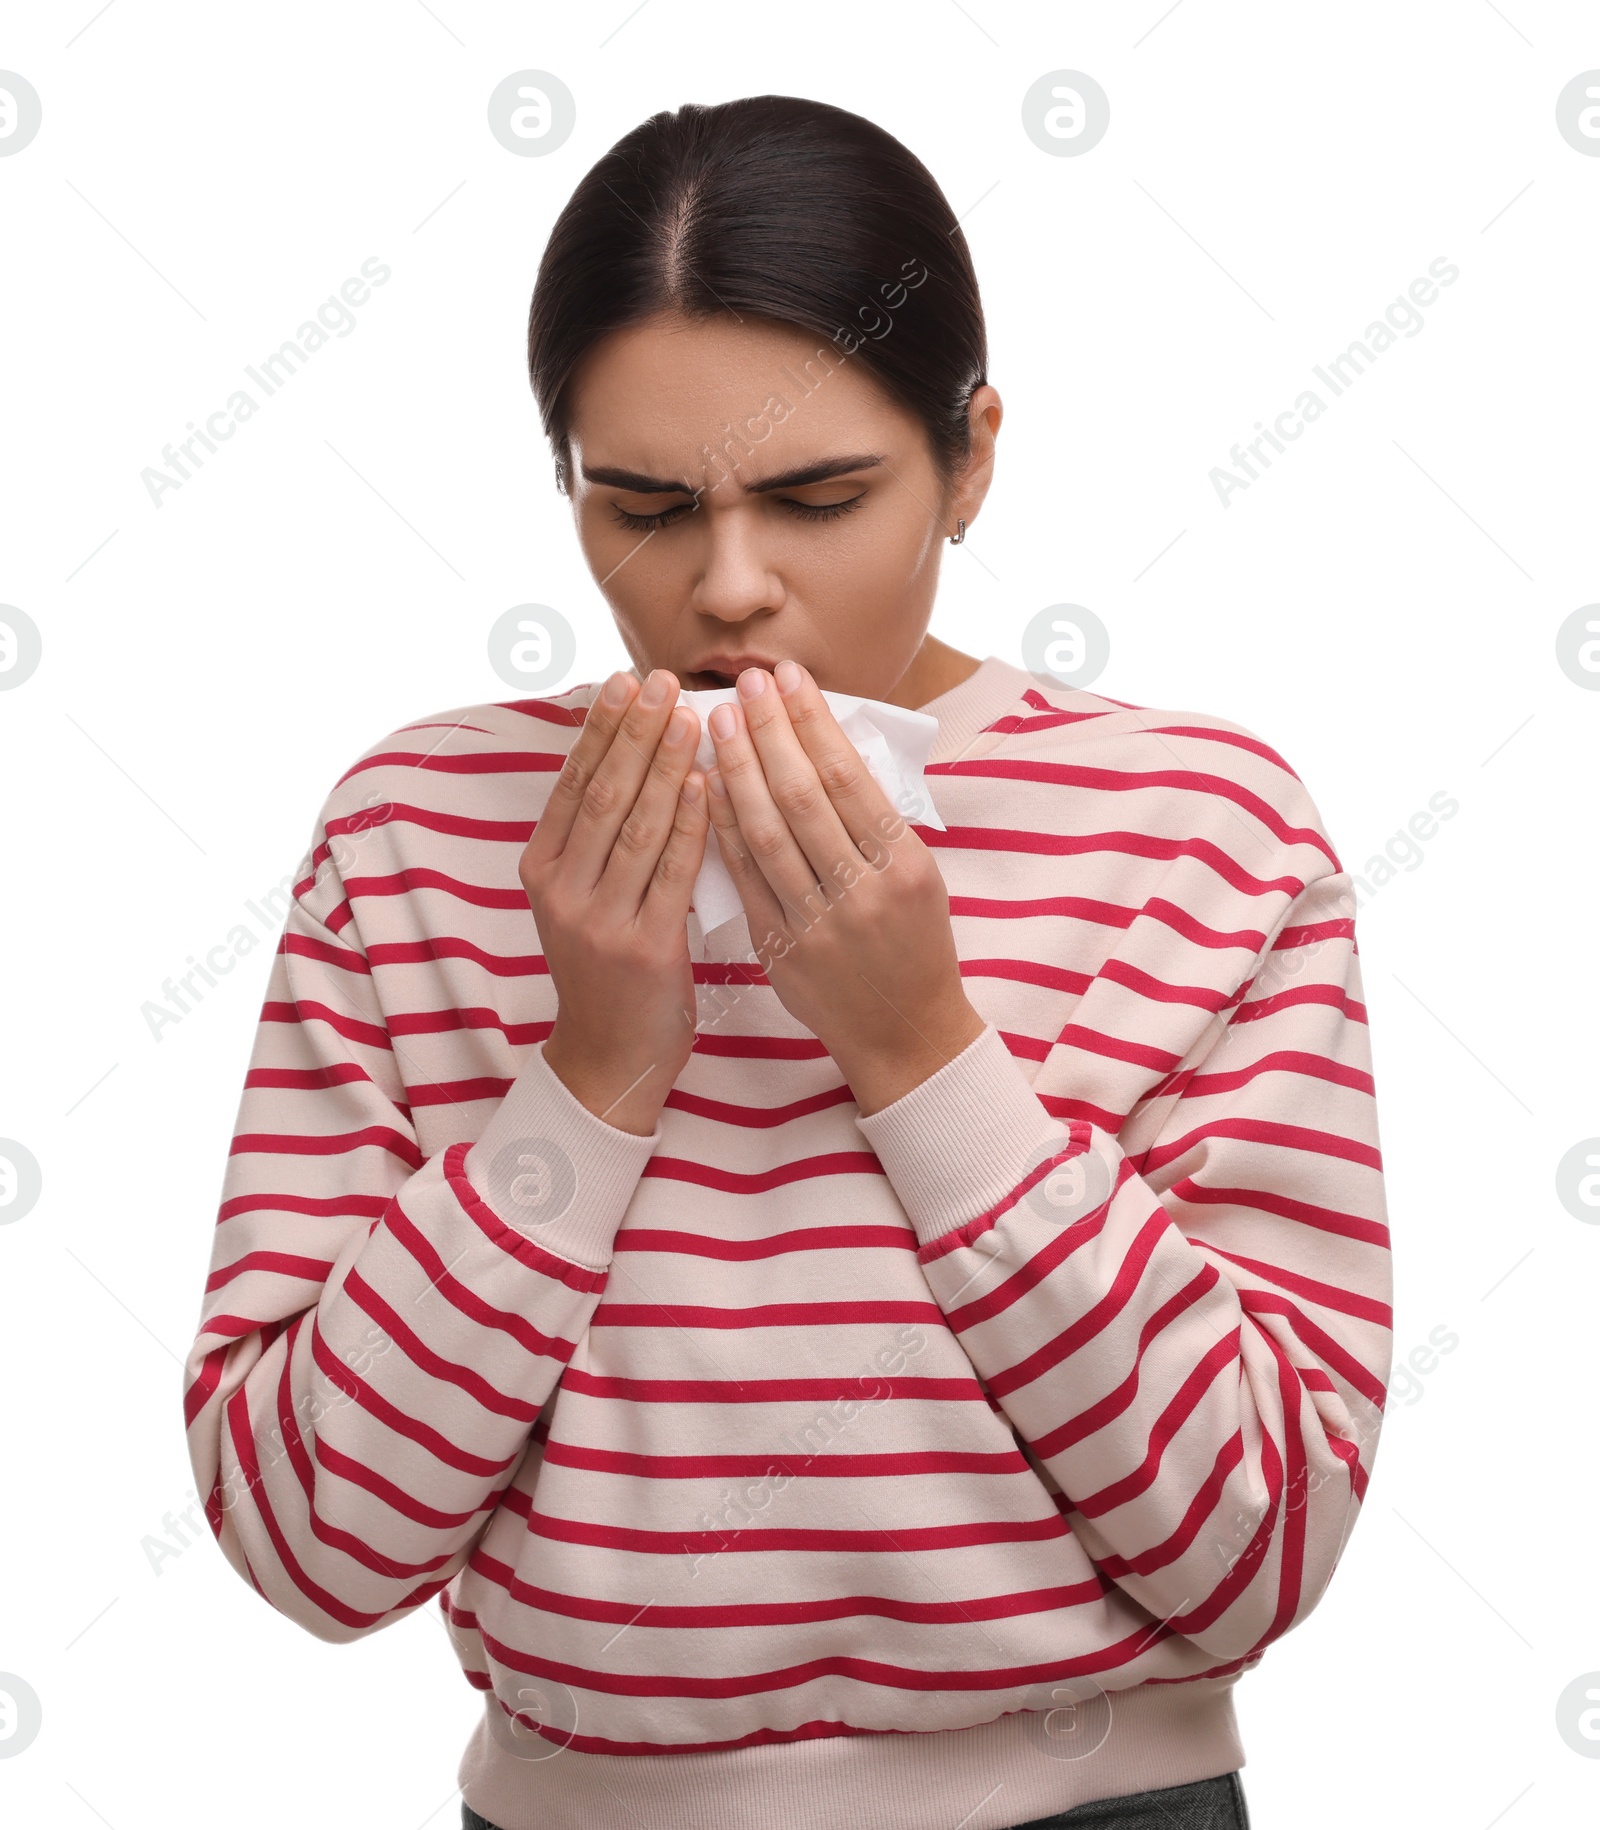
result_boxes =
[703,660,987,1115]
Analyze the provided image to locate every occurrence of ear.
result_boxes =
[946,384,1003,533]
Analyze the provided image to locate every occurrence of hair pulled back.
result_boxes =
[526,94,988,497]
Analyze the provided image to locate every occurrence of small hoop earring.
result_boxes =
[948,518,966,545]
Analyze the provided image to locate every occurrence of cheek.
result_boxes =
[587,508,693,571]
[817,504,938,597]
[577,499,629,556]
[820,544,914,600]
[576,505,680,615]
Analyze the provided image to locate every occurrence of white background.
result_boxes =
[2,2,1597,1826]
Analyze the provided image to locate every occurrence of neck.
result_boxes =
[889,635,983,711]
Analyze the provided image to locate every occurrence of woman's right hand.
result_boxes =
[520,667,710,1136]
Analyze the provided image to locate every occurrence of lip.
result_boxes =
[686,655,785,688]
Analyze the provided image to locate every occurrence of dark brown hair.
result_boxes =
[526,94,988,498]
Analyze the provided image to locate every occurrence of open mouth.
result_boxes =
[687,667,782,690]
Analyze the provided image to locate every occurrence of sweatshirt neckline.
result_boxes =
[915,653,1035,764]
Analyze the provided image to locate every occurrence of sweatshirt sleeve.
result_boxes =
[180,837,660,1645]
[854,867,1392,1666]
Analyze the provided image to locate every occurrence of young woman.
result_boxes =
[183,95,1392,1830]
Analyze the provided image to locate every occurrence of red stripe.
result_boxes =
[1140,1114,1383,1178]
[1185,1241,1392,1326]
[221,1366,403,1631]
[282,930,370,974]
[460,1604,1180,1701]
[349,867,530,910]
[937,757,1329,859]
[259,997,391,1050]
[1171,1176,1389,1250]
[1105,1433,1251,1577]
[553,1368,992,1404]
[590,1298,945,1331]
[641,1150,887,1194]
[515,1502,1072,1559]
[539,1439,1033,1479]
[1031,1265,1220,1458]
[1070,1330,1242,1517]
[183,1341,225,1428]
[461,1555,1109,1627]
[499,696,588,728]
[610,1222,918,1259]
[1176,1047,1376,1103]
[228,1125,421,1169]
[338,749,565,782]
[923,821,1313,898]
[661,1084,856,1128]
[204,1250,334,1292]
[307,1308,519,1477]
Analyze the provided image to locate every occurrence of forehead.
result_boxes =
[565,310,912,473]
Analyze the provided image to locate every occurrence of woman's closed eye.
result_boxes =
[609,493,867,532]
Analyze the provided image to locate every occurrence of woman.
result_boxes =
[182,95,1392,1830]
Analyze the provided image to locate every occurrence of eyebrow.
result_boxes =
[579,453,886,497]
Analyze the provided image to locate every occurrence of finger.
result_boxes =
[771,661,905,864]
[595,702,702,914]
[639,765,711,934]
[706,685,835,916]
[704,765,787,938]
[562,669,687,891]
[531,670,640,859]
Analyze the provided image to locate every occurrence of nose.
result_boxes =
[687,505,786,624]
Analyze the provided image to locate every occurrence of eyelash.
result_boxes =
[609,494,867,532]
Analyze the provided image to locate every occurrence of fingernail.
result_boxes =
[602,671,631,706]
[737,667,766,699]
[710,702,736,739]
[640,669,671,707]
[775,659,802,694]
[708,768,728,798]
[682,774,702,804]
[665,706,693,743]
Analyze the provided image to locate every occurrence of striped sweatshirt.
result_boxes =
[181,653,1394,1830]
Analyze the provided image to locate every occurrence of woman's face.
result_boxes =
[560,309,999,701]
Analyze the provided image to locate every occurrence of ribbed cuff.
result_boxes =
[462,1041,661,1268]
[853,1023,1070,1249]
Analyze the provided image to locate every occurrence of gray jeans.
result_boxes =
[462,1770,1249,1829]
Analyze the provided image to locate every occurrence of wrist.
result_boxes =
[835,995,987,1118]
[542,1028,677,1136]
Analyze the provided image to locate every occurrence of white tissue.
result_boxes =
[675,683,948,935]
